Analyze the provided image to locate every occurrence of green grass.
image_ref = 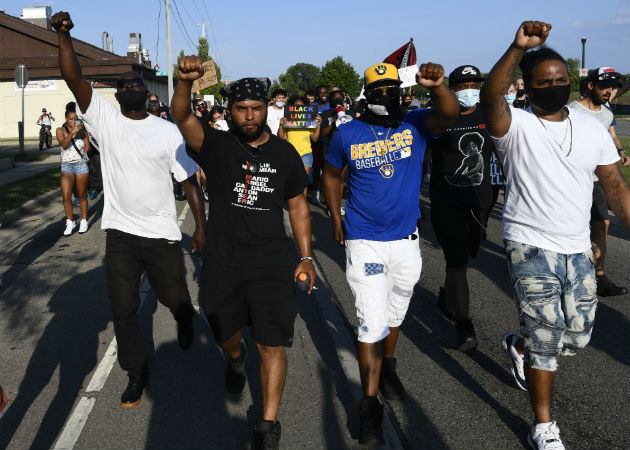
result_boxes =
[0,152,50,162]
[0,167,60,215]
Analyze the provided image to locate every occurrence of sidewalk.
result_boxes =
[0,141,60,187]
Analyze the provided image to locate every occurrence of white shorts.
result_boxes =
[345,231,422,343]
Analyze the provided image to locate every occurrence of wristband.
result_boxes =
[300,256,313,262]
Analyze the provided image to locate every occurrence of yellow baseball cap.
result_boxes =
[364,63,401,88]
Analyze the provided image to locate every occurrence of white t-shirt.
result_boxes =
[266,106,284,135]
[79,90,198,241]
[493,106,619,254]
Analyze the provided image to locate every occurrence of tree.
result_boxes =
[173,50,185,79]
[196,37,224,103]
[278,63,321,95]
[318,56,361,97]
[566,57,581,92]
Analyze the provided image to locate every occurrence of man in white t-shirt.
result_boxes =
[266,88,286,135]
[53,11,207,409]
[568,67,630,297]
[480,21,630,450]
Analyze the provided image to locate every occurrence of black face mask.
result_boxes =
[516,89,526,97]
[330,97,344,108]
[402,101,411,108]
[528,84,571,114]
[116,90,148,111]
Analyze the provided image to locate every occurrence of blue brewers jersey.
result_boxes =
[326,109,434,241]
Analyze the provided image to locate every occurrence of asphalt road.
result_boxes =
[0,185,628,450]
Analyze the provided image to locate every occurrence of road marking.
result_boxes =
[85,338,118,393]
[52,204,191,450]
[52,397,96,450]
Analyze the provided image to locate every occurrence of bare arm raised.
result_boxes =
[480,21,552,138]
[51,12,92,114]
[171,56,205,153]
[420,63,459,136]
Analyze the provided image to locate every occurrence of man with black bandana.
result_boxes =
[52,11,206,409]
[428,65,496,352]
[481,21,630,450]
[172,56,316,450]
[323,62,459,446]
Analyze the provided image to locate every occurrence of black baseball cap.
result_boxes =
[588,67,622,88]
[449,65,485,86]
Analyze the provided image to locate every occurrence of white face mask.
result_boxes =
[275,101,285,108]
[367,104,389,115]
[455,89,480,109]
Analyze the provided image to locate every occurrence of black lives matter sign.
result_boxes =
[283,105,318,129]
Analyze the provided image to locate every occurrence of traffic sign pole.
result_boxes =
[15,64,29,154]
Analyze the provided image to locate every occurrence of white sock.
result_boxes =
[534,421,553,433]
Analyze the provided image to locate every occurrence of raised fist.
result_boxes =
[514,21,552,50]
[178,56,204,81]
[51,11,74,33]
[417,63,445,88]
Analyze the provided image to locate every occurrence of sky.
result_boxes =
[4,0,630,82]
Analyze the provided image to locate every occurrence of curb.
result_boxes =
[0,188,59,227]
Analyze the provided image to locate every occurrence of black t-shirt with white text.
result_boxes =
[197,125,309,267]
[429,105,493,209]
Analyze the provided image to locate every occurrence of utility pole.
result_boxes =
[196,20,207,39]
[166,0,173,104]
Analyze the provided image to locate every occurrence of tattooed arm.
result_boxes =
[480,21,551,138]
[596,163,630,236]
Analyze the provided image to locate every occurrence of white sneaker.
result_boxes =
[528,421,565,450]
[501,332,527,391]
[63,219,76,236]
[78,219,88,234]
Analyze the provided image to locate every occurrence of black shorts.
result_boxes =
[591,181,609,221]
[200,261,298,347]
[430,194,487,268]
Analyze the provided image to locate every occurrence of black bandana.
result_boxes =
[220,77,270,106]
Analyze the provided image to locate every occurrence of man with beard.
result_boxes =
[481,22,630,450]
[322,62,459,445]
[428,65,496,352]
[52,11,206,408]
[171,56,316,450]
[568,67,630,297]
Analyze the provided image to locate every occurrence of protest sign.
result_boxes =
[191,60,218,92]
[284,104,319,128]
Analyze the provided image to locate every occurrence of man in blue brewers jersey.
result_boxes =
[322,62,459,445]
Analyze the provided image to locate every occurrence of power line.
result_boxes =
[171,0,196,52]
[178,0,197,28]
[201,0,211,23]
[189,0,204,19]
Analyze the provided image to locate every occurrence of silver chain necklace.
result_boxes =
[536,108,573,157]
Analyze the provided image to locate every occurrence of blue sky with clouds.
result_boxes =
[5,0,629,81]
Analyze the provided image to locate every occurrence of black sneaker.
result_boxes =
[120,372,148,408]
[455,318,478,352]
[359,396,384,446]
[226,338,247,394]
[253,420,281,450]
[379,357,405,400]
[436,287,455,322]
[597,275,628,297]
[177,315,194,350]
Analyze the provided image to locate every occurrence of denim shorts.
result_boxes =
[61,160,89,175]
[301,152,313,168]
[505,240,597,372]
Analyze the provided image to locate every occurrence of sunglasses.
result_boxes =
[247,147,264,173]
[116,77,145,88]
[367,86,401,100]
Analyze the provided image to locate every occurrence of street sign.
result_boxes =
[15,64,29,88]
[156,71,168,76]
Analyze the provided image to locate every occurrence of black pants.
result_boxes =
[105,229,194,376]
